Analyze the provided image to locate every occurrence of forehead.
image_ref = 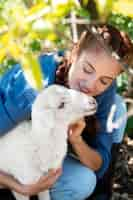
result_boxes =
[78,43,122,78]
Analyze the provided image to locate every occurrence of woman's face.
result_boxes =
[68,43,122,96]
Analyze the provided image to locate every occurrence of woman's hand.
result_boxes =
[0,168,62,196]
[23,168,62,196]
[68,118,86,144]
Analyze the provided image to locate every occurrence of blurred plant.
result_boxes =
[108,13,133,41]
[108,16,133,137]
[0,58,18,75]
[125,116,133,138]
[80,0,133,22]
[0,0,80,89]
[95,0,114,21]
[116,72,129,95]
[113,0,133,18]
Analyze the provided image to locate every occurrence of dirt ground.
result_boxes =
[111,136,133,200]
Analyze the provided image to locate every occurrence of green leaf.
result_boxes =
[29,39,41,52]
[125,117,133,138]
[76,7,91,19]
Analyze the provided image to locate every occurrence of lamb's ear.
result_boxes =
[31,85,56,115]
[31,90,46,117]
[44,84,65,93]
[32,85,59,106]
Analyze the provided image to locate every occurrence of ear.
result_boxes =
[39,85,59,97]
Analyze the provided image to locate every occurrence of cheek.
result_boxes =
[94,82,110,95]
[68,66,81,83]
[90,80,106,95]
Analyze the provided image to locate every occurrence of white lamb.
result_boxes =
[0,84,97,200]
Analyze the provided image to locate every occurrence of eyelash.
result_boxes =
[100,80,108,85]
[83,66,93,74]
[83,66,111,86]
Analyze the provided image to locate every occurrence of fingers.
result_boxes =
[45,168,62,187]
[39,168,62,183]
[23,168,62,196]
[37,168,62,189]
[77,118,86,128]
[68,118,86,143]
[69,119,86,134]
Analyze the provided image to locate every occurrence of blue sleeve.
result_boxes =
[39,51,63,87]
[0,64,38,135]
[94,81,117,179]
[0,52,62,136]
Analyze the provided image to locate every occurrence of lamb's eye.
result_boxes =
[58,102,65,109]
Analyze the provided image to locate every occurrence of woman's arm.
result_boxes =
[0,168,62,196]
[68,119,102,171]
[70,136,102,171]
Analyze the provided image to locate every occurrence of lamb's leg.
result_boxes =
[38,190,50,200]
[12,191,29,200]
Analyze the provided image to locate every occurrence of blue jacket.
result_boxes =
[0,52,117,179]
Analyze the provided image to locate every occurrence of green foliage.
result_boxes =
[116,72,129,95]
[107,13,133,137]
[108,13,133,40]
[0,58,17,75]
[0,0,80,89]
[125,117,133,138]
[29,39,41,52]
[95,0,114,21]
[76,6,91,19]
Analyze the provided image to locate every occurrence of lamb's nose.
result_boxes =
[89,99,97,108]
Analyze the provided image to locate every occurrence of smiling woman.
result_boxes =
[67,24,133,96]
[0,23,132,200]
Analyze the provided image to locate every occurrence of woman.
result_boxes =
[0,24,132,200]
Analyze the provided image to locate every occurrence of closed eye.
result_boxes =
[100,79,109,85]
[83,66,93,74]
[100,77,112,86]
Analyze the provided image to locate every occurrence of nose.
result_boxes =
[88,98,97,108]
[80,76,97,93]
[86,74,97,88]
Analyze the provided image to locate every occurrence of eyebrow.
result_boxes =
[86,61,114,80]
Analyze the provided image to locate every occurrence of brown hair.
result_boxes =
[56,23,133,85]
[77,23,133,71]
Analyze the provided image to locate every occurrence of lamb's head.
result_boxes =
[32,85,97,127]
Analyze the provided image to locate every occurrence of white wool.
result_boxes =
[0,84,97,200]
